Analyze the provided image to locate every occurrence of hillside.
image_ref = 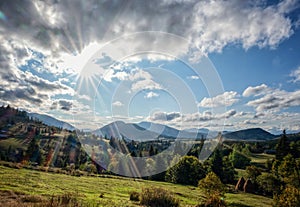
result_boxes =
[28,112,76,131]
[0,165,273,207]
[223,128,276,141]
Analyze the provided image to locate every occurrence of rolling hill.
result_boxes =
[28,113,76,131]
[93,121,161,141]
[223,128,276,141]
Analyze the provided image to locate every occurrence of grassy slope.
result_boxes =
[0,166,272,207]
[0,138,25,150]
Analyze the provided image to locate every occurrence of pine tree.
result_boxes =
[210,148,223,178]
[222,156,236,184]
[149,145,155,156]
[276,130,290,161]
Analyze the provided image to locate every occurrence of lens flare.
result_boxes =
[0,11,7,21]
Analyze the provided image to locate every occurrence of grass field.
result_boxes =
[0,165,273,207]
[249,153,275,169]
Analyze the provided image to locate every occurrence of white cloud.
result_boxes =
[190,0,296,54]
[149,109,236,123]
[247,88,300,112]
[187,75,200,80]
[243,84,270,97]
[290,66,300,83]
[149,111,181,122]
[103,69,129,82]
[144,91,159,99]
[102,67,163,92]
[112,101,124,107]
[198,91,239,108]
[131,79,162,92]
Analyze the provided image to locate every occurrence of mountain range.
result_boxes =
[93,121,207,141]
[93,121,278,141]
[28,112,279,141]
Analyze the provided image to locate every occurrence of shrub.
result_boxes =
[273,186,300,207]
[257,173,282,196]
[198,172,225,196]
[245,165,261,184]
[140,187,179,207]
[198,172,227,207]
[198,193,227,207]
[229,150,251,169]
[165,156,206,186]
[129,191,140,201]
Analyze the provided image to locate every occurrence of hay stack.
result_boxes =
[235,177,245,191]
[243,179,255,193]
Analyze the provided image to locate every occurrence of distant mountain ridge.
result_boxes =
[223,128,276,141]
[137,121,206,139]
[93,121,160,141]
[93,121,278,141]
[26,112,278,141]
[28,113,76,131]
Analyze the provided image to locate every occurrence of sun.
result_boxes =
[60,43,103,97]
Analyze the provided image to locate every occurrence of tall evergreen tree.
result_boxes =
[210,148,223,178]
[276,130,290,161]
[149,145,155,156]
[222,156,236,184]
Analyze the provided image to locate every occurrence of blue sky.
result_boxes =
[0,0,300,134]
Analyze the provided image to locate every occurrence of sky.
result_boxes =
[0,0,300,134]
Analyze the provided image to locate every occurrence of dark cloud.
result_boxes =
[58,100,72,111]
[50,101,58,110]
[49,99,72,111]
[0,86,43,105]
[166,112,181,121]
[222,109,237,119]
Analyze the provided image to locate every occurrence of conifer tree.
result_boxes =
[275,130,290,161]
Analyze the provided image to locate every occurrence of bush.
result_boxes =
[140,187,180,207]
[257,173,282,196]
[198,193,227,207]
[273,186,300,207]
[229,150,251,169]
[245,165,261,183]
[165,156,206,186]
[129,191,140,201]
[198,172,227,207]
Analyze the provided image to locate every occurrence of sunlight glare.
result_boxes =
[60,42,101,76]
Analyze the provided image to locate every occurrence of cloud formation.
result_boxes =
[0,0,299,131]
[290,66,300,83]
[0,0,298,70]
[198,91,239,108]
[247,87,300,112]
[112,101,124,107]
[149,109,237,123]
[144,91,159,99]
[243,84,270,97]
